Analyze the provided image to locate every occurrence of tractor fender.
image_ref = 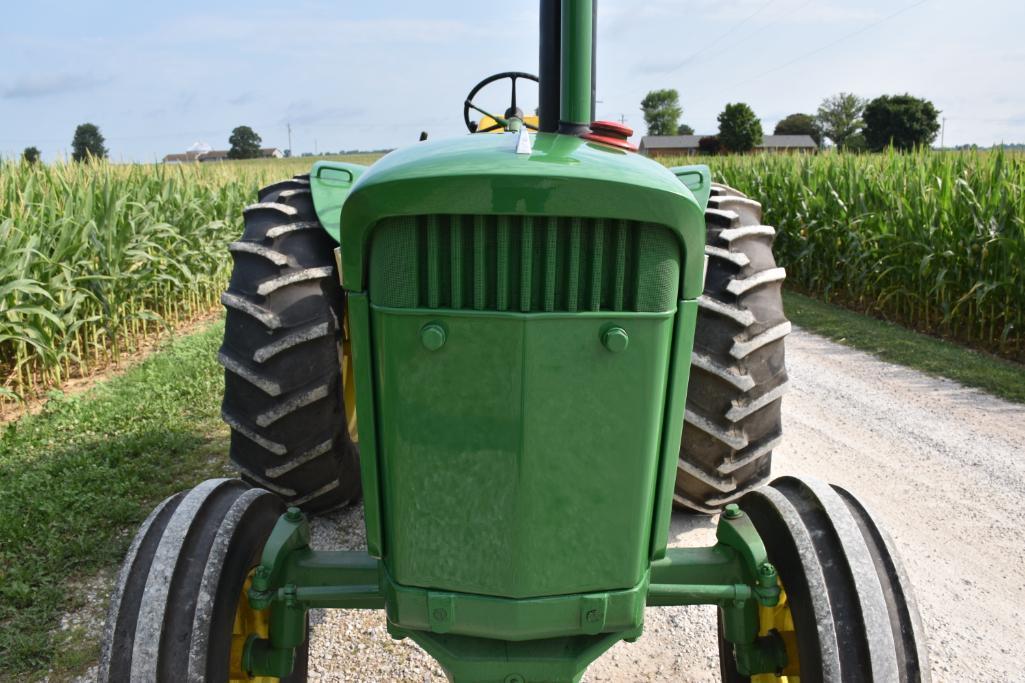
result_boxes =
[309,160,370,243]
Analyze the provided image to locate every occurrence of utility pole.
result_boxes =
[287,122,293,156]
[941,117,946,149]
[619,114,628,125]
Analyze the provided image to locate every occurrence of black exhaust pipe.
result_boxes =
[539,0,598,134]
[539,0,561,133]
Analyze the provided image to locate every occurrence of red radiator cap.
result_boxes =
[581,120,638,152]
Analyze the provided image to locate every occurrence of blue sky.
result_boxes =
[2,0,1023,162]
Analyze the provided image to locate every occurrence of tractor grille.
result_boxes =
[369,215,680,312]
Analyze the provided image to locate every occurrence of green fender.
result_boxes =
[308,160,371,242]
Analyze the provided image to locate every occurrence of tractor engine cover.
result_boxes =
[337,132,707,600]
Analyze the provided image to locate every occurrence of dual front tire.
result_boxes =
[99,479,309,682]
[100,476,928,682]
[719,477,931,682]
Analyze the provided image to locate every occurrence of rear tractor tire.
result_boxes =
[99,479,310,682]
[220,175,360,513]
[718,476,931,682]
[675,183,791,513]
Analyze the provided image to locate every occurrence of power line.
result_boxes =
[657,0,779,77]
[943,116,1025,124]
[697,0,931,101]
[694,0,817,70]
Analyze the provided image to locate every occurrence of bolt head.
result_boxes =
[420,324,447,351]
[586,609,601,623]
[601,327,629,353]
[432,608,448,621]
[285,506,303,523]
[252,565,271,591]
[723,504,743,519]
[759,562,777,578]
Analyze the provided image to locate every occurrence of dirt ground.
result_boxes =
[305,328,1025,682]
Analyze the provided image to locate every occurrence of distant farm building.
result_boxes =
[639,135,817,157]
[163,148,283,163]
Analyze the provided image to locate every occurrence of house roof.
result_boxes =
[760,135,817,148]
[640,135,705,150]
[162,151,204,162]
[639,134,817,150]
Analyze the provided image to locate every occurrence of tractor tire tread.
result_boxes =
[675,184,790,513]
[220,177,359,513]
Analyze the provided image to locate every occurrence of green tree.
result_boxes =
[640,89,682,136]
[717,102,763,153]
[71,123,108,161]
[816,93,866,150]
[845,132,867,152]
[228,126,262,159]
[677,123,695,135]
[774,113,822,146]
[862,94,941,151]
[22,146,41,164]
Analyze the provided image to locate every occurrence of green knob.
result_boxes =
[601,327,629,353]
[421,324,446,351]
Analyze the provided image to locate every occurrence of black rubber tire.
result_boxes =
[718,476,931,682]
[675,183,791,513]
[220,175,360,513]
[99,479,310,682]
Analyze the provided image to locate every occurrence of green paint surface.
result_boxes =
[338,132,707,299]
[371,307,675,597]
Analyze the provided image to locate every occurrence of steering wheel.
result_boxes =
[464,71,539,133]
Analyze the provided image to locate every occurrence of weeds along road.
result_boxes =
[306,327,1025,682]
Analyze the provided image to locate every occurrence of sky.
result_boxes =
[2,0,1024,162]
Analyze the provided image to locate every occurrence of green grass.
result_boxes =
[785,291,1025,403]
[0,319,232,679]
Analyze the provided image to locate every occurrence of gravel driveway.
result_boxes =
[306,327,1025,682]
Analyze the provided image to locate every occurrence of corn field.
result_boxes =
[0,160,277,404]
[672,150,1025,361]
[2,150,1023,405]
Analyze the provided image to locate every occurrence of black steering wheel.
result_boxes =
[464,71,539,133]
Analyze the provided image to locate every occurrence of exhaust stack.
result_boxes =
[539,0,597,134]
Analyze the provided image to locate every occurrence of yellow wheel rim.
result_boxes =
[751,582,800,682]
[229,570,277,682]
[340,307,358,443]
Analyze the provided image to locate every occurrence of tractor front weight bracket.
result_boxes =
[244,504,786,680]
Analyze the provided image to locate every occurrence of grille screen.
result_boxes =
[369,215,680,312]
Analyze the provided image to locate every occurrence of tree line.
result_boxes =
[19,124,269,164]
[640,89,942,153]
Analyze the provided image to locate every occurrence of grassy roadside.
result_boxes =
[785,291,1025,403]
[0,319,231,679]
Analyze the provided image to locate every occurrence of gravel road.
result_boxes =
[305,327,1025,682]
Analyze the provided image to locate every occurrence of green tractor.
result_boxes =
[100,2,929,681]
